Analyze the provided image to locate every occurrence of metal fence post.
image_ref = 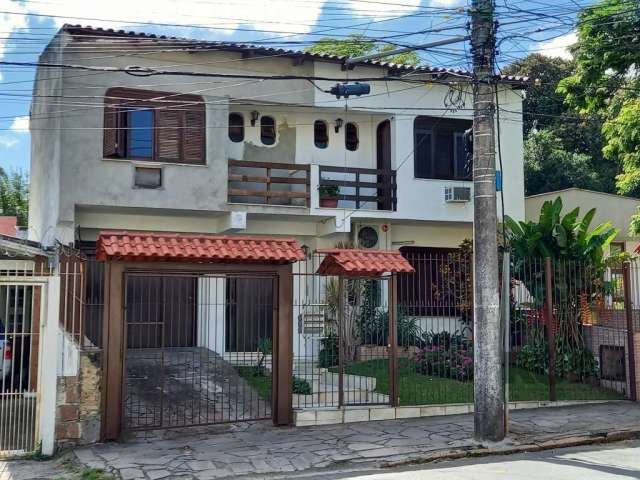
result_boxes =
[544,257,557,401]
[501,250,511,429]
[623,262,638,401]
[337,276,345,408]
[388,274,399,407]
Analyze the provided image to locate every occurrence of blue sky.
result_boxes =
[0,0,588,175]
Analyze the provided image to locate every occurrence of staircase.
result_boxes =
[292,362,389,408]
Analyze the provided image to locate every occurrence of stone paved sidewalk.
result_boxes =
[2,401,640,480]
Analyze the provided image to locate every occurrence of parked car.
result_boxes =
[0,319,12,385]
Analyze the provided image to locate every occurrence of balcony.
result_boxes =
[228,160,397,212]
[227,160,310,207]
[318,165,397,211]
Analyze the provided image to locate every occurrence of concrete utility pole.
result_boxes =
[470,0,505,442]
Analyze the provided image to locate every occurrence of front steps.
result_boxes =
[292,363,389,408]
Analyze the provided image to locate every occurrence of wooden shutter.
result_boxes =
[103,102,119,157]
[183,105,205,165]
[156,109,182,162]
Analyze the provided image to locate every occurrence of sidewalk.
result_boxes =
[2,401,640,479]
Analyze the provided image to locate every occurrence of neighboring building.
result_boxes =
[25,25,528,447]
[0,216,17,237]
[525,188,640,254]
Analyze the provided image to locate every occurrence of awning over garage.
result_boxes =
[95,231,305,264]
[315,248,415,277]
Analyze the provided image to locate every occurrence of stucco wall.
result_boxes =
[31,32,526,244]
[28,35,65,245]
[526,188,640,249]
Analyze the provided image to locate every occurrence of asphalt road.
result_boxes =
[307,441,640,480]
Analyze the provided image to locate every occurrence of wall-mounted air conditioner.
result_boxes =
[444,186,471,203]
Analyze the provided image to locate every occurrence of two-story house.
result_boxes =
[28,25,527,442]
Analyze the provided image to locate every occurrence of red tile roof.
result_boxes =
[316,248,415,277]
[0,217,17,237]
[96,231,305,264]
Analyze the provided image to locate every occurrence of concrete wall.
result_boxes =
[28,35,65,245]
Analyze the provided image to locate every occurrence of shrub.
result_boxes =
[293,376,312,395]
[516,327,599,381]
[414,332,474,382]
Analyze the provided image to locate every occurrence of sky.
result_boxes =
[0,0,590,175]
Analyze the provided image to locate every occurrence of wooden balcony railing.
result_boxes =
[228,160,310,207]
[319,165,397,211]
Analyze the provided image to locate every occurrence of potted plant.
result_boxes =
[319,185,339,208]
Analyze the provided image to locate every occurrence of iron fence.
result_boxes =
[293,250,637,411]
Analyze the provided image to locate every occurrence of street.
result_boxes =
[312,441,640,480]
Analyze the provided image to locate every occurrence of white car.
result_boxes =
[0,321,12,385]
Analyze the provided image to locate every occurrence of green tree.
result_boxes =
[0,168,29,226]
[304,34,420,66]
[502,53,574,135]
[557,0,640,199]
[503,53,617,195]
[524,130,612,195]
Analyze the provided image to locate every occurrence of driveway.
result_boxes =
[124,347,270,430]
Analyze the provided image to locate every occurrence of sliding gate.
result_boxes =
[122,272,276,431]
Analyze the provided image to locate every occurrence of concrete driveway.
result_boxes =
[124,347,270,430]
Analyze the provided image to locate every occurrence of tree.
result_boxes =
[503,53,618,195]
[502,53,574,135]
[304,34,420,66]
[524,130,613,195]
[557,0,640,198]
[0,168,29,226]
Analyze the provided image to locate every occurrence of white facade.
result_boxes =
[29,27,526,250]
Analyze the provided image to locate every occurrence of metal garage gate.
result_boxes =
[122,272,277,431]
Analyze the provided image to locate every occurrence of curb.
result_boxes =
[380,429,640,469]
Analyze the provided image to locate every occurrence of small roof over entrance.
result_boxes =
[96,231,305,264]
[315,248,415,277]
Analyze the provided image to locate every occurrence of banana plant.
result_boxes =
[505,197,620,306]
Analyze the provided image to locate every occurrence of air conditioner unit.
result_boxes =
[444,186,471,203]
[353,224,381,249]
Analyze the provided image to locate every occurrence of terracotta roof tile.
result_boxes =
[316,248,414,277]
[96,231,305,264]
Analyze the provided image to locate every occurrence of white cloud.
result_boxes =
[429,0,466,6]
[0,0,326,41]
[346,0,423,21]
[10,116,29,133]
[535,32,577,60]
[0,136,19,148]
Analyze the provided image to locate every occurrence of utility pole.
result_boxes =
[470,0,505,442]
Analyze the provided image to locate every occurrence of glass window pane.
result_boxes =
[229,113,244,142]
[314,120,328,149]
[127,110,153,158]
[414,131,432,178]
[434,132,454,178]
[345,122,358,151]
[261,116,276,145]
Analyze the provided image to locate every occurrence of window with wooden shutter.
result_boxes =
[156,109,181,162]
[103,103,119,157]
[183,108,206,164]
[103,88,205,165]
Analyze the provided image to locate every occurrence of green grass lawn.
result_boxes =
[236,366,313,400]
[236,366,272,400]
[332,358,623,405]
